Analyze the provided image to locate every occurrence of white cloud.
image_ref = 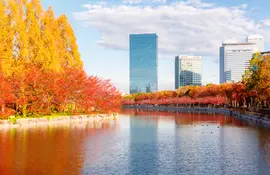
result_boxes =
[181,0,214,8]
[99,1,107,6]
[152,0,167,3]
[123,0,167,4]
[123,0,142,4]
[74,0,270,57]
[240,4,248,9]
[263,19,270,26]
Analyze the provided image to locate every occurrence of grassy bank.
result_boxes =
[0,112,119,126]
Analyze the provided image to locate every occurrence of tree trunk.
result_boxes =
[22,104,27,117]
[1,104,4,113]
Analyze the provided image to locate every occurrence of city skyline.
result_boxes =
[41,0,270,93]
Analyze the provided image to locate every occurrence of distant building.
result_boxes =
[247,34,264,52]
[175,57,180,89]
[261,51,270,56]
[175,55,202,89]
[129,34,158,94]
[220,40,255,84]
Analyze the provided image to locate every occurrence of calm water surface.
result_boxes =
[1,109,270,175]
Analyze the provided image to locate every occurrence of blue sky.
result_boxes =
[41,0,270,93]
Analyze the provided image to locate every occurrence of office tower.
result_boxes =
[129,34,158,94]
[220,40,255,84]
[247,34,264,52]
[175,55,202,89]
[175,57,180,89]
[261,51,270,56]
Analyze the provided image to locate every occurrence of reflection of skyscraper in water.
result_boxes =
[173,114,203,174]
[129,34,158,94]
[128,115,158,174]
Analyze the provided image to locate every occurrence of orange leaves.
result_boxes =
[244,53,270,102]
[0,73,14,106]
[0,67,121,117]
[0,1,121,117]
[123,96,229,106]
[123,83,246,107]
[82,77,121,113]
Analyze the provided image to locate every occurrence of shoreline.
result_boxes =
[122,105,270,126]
[0,113,119,129]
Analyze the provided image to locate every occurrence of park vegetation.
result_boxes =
[123,53,270,109]
[0,0,121,118]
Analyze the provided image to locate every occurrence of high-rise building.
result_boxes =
[175,55,202,89]
[220,40,255,84]
[175,57,180,89]
[261,51,270,56]
[129,34,158,94]
[247,34,264,52]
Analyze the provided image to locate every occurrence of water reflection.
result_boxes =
[129,116,158,174]
[123,109,270,174]
[258,128,270,165]
[0,121,118,175]
[1,110,270,175]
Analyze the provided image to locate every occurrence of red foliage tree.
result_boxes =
[0,73,15,118]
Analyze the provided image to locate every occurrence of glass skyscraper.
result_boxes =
[129,34,158,94]
[175,55,202,89]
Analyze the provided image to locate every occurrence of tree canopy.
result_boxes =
[0,0,121,118]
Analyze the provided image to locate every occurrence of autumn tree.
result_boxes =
[244,53,270,107]
[0,0,121,117]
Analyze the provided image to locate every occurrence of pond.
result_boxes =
[1,109,270,175]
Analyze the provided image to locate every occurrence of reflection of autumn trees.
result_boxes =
[0,129,15,175]
[174,113,246,126]
[257,129,270,165]
[0,121,119,175]
[122,108,246,126]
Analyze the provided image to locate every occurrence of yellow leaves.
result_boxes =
[57,14,83,69]
[31,0,43,16]
[0,2,14,76]
[1,59,14,77]
[0,0,83,76]
[244,52,270,99]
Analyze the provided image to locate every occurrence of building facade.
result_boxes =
[247,34,264,52]
[220,40,255,84]
[175,57,180,89]
[261,51,270,56]
[175,55,202,89]
[129,34,158,94]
